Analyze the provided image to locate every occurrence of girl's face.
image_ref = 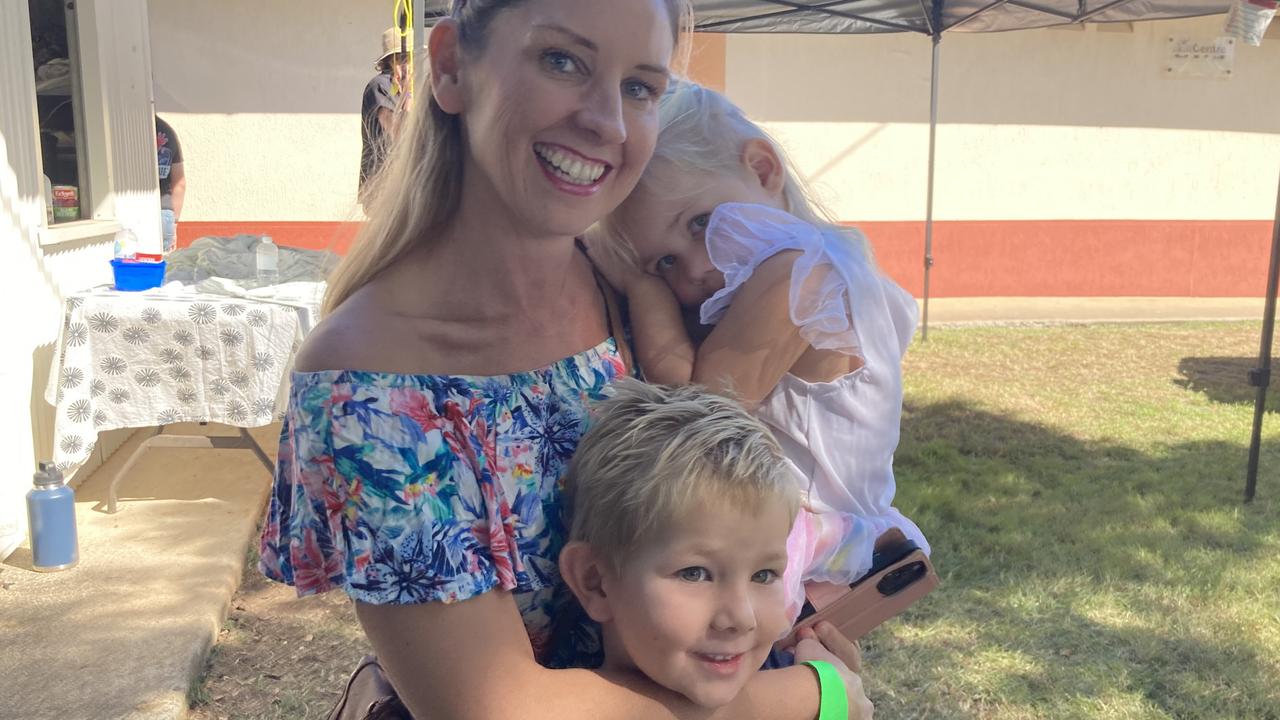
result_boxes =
[617,158,786,308]
[446,0,676,238]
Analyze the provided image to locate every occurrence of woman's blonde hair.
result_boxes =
[562,380,798,570]
[602,79,875,269]
[325,0,695,314]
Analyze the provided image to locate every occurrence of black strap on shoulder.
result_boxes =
[575,237,634,374]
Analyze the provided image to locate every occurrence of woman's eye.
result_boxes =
[751,569,779,584]
[655,255,676,272]
[541,50,581,75]
[688,214,710,235]
[623,79,658,101]
[678,567,711,582]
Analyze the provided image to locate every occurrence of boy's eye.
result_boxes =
[541,50,582,75]
[678,567,711,582]
[655,255,676,272]
[688,214,710,235]
[752,569,780,584]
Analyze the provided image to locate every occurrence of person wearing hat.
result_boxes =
[359,27,410,202]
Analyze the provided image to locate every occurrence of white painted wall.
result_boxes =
[725,15,1280,222]
[147,0,392,222]
[2,0,156,558]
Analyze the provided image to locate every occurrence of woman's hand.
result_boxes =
[792,623,875,719]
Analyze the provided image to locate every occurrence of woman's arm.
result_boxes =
[359,590,862,720]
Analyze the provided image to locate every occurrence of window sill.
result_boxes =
[39,219,122,248]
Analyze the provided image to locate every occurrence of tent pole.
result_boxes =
[1245,170,1280,503]
[921,31,940,341]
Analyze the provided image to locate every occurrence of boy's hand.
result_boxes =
[792,623,874,719]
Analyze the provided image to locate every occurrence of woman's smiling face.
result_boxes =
[451,0,676,238]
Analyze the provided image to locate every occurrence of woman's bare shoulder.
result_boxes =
[293,292,399,374]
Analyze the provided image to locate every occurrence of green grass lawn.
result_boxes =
[871,322,1280,719]
[193,321,1280,719]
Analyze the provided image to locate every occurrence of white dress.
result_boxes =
[700,203,930,588]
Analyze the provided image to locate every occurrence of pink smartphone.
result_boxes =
[781,528,939,648]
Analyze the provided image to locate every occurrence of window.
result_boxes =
[29,0,89,225]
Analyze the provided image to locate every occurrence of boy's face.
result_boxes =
[599,497,794,708]
[615,159,786,308]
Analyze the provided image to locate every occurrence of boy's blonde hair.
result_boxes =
[599,79,875,270]
[562,380,798,570]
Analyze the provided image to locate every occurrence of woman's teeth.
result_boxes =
[534,143,607,185]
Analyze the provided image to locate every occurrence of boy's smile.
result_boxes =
[597,497,795,707]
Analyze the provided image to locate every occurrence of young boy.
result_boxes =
[558,380,857,712]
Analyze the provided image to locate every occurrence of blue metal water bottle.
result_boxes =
[26,462,79,572]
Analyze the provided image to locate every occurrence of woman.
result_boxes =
[260,1,871,717]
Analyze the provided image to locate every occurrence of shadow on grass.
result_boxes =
[1175,356,1280,412]
[871,399,1280,719]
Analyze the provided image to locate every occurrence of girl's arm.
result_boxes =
[693,250,809,404]
[583,233,809,401]
[358,589,868,720]
[626,275,697,385]
[578,231,698,384]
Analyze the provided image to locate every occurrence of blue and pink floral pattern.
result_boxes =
[259,338,624,667]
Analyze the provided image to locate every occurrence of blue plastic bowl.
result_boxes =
[111,258,166,291]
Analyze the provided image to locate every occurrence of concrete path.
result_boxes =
[0,422,278,720]
[923,296,1263,325]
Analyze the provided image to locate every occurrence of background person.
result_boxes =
[156,115,184,252]
[359,27,410,202]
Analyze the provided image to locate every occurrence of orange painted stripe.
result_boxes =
[860,220,1273,297]
[179,219,1274,298]
[177,221,361,255]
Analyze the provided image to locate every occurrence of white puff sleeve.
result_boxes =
[699,203,917,366]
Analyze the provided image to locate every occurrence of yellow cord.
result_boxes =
[393,0,414,99]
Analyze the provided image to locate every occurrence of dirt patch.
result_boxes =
[188,558,370,720]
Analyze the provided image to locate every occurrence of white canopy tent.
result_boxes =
[420,1,1275,500]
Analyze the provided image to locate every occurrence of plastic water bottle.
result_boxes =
[256,235,279,285]
[113,227,138,261]
[26,462,79,572]
[43,174,54,225]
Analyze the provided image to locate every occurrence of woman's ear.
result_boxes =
[558,541,615,624]
[428,19,464,114]
[741,138,786,198]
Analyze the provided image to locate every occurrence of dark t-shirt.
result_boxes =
[360,72,398,192]
[156,116,183,201]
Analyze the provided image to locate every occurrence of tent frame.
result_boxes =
[420,1,1274,501]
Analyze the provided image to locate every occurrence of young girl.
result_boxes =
[588,80,929,619]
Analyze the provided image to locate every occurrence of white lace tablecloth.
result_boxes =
[45,287,308,473]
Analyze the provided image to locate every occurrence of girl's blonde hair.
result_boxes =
[562,379,798,570]
[325,0,694,314]
[603,79,875,268]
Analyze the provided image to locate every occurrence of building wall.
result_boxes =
[150,6,1278,296]
[2,0,155,558]
[148,0,388,225]
[724,15,1280,296]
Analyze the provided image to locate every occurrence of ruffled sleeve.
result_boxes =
[699,203,918,367]
[259,372,543,606]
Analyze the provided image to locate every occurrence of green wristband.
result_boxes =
[803,660,849,720]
